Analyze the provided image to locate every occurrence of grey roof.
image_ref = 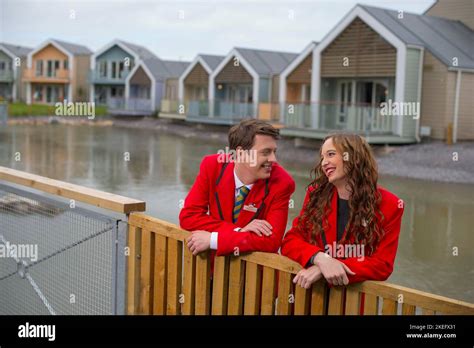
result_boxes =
[51,39,92,55]
[117,40,157,60]
[360,4,474,70]
[0,43,32,57]
[234,47,299,77]
[199,54,225,71]
[140,56,190,81]
[162,60,190,77]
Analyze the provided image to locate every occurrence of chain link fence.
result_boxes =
[0,182,126,315]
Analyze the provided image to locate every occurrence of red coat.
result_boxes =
[179,154,295,256]
[281,186,404,284]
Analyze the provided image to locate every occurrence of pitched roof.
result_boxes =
[0,43,32,57]
[50,39,92,55]
[199,54,225,70]
[139,56,190,81]
[360,4,474,70]
[116,40,157,60]
[233,47,299,76]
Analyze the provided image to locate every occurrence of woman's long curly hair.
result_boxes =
[298,133,385,255]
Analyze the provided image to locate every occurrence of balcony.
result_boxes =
[23,68,70,83]
[0,70,14,83]
[188,100,209,117]
[127,98,152,111]
[281,102,395,134]
[90,69,129,85]
[213,100,254,120]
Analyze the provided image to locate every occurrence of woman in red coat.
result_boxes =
[281,133,404,288]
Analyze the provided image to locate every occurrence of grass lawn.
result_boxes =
[6,102,108,117]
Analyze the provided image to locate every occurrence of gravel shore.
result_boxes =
[8,116,474,184]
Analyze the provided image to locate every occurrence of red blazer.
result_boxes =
[179,154,295,256]
[281,186,404,284]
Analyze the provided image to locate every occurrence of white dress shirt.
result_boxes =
[210,169,253,250]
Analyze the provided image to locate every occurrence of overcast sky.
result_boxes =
[0,0,434,61]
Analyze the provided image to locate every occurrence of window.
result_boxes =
[34,85,43,102]
[99,60,107,78]
[46,60,53,77]
[35,60,43,76]
[111,62,117,78]
[118,61,124,78]
[63,60,68,70]
[0,61,5,71]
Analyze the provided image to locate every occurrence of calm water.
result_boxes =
[0,124,473,303]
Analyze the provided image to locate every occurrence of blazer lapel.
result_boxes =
[215,161,236,223]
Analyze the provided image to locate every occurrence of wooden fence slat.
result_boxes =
[364,293,379,315]
[328,287,344,315]
[139,228,154,315]
[402,303,416,315]
[126,225,141,315]
[422,308,436,315]
[310,281,327,315]
[244,262,262,315]
[345,288,361,315]
[382,298,398,315]
[195,252,211,315]
[181,245,195,315]
[228,257,245,315]
[166,238,183,315]
[212,256,229,315]
[294,285,310,315]
[277,272,292,315]
[260,267,276,315]
[153,234,167,315]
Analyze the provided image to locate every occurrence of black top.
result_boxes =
[337,196,349,242]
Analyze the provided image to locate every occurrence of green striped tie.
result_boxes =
[233,186,250,223]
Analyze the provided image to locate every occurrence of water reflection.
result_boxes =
[0,124,473,302]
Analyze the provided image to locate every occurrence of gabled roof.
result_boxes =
[359,4,474,70]
[116,40,157,60]
[233,47,298,77]
[49,39,92,55]
[199,54,226,71]
[135,56,190,82]
[162,60,190,78]
[0,43,32,58]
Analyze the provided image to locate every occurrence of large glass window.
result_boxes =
[35,60,43,76]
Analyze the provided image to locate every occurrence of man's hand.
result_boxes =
[293,265,323,289]
[186,230,211,255]
[240,219,273,237]
[314,252,355,286]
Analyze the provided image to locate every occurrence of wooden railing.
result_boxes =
[127,212,474,315]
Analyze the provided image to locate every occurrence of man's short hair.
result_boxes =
[228,119,280,150]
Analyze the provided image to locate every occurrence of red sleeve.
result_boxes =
[179,156,237,235]
[216,178,296,256]
[280,189,324,267]
[341,201,404,284]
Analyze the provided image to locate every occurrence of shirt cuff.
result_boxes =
[210,232,218,250]
[233,227,242,232]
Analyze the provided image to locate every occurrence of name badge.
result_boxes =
[243,204,258,213]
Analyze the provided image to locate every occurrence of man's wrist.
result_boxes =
[210,232,218,250]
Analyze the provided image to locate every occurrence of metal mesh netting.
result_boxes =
[0,183,120,315]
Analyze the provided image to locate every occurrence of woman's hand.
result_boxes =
[314,252,355,286]
[293,265,323,289]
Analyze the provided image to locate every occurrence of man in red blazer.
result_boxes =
[180,119,295,257]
